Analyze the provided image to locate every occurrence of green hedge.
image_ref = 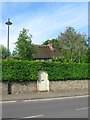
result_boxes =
[2,60,90,82]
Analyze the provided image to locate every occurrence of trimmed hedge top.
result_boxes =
[2,59,90,82]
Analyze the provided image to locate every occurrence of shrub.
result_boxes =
[2,60,89,82]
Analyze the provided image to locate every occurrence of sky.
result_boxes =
[1,1,88,52]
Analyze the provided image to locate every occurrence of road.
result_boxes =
[1,95,89,119]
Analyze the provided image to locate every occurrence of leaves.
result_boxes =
[2,60,89,82]
[43,27,88,63]
[58,27,88,62]
[15,28,35,60]
[0,45,11,59]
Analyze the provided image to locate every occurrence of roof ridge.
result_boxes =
[38,45,49,48]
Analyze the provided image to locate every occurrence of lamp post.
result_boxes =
[5,18,12,94]
[5,18,12,59]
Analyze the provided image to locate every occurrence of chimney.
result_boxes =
[48,40,54,51]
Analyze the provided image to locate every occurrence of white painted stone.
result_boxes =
[37,70,49,91]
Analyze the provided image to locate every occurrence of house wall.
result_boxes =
[1,80,88,94]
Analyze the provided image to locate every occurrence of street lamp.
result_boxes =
[5,18,12,59]
[5,18,12,94]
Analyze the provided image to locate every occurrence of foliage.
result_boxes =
[11,50,18,58]
[58,27,88,62]
[15,28,35,60]
[2,60,89,82]
[43,27,88,63]
[87,47,90,63]
[80,55,88,63]
[0,45,11,59]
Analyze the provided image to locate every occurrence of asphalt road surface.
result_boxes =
[1,95,89,119]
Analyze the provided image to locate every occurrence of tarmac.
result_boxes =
[1,89,88,101]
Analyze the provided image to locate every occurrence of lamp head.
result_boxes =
[5,18,12,25]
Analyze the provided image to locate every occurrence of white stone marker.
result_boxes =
[37,70,49,91]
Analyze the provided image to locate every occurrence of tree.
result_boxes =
[87,47,90,63]
[58,27,88,62]
[11,50,19,59]
[15,28,35,60]
[0,45,11,59]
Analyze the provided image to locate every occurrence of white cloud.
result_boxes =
[1,2,88,52]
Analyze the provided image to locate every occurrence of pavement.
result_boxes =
[1,89,88,101]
